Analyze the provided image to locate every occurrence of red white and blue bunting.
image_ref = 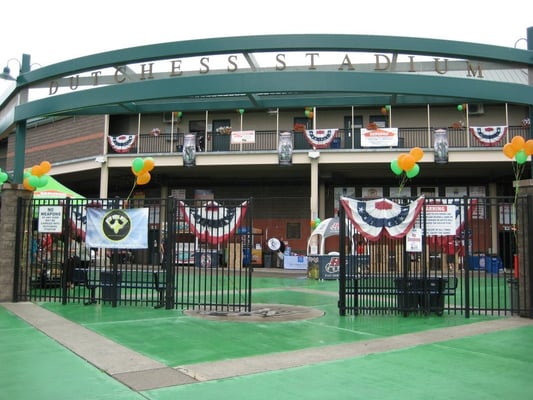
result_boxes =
[469,126,507,146]
[304,129,337,148]
[340,196,425,241]
[179,200,248,245]
[108,134,137,153]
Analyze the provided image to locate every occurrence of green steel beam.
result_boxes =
[15,70,533,120]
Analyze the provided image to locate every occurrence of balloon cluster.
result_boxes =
[0,167,9,186]
[503,136,533,205]
[380,105,391,115]
[457,103,467,112]
[23,161,52,191]
[304,107,314,119]
[390,147,424,178]
[310,217,321,229]
[503,136,533,165]
[237,109,245,115]
[131,157,155,185]
[172,111,183,119]
[390,147,424,193]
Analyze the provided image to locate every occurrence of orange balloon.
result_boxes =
[40,161,51,173]
[31,165,44,177]
[399,154,416,171]
[409,147,424,162]
[503,143,516,159]
[397,153,408,167]
[131,166,139,176]
[524,139,533,156]
[511,135,525,152]
[136,171,151,185]
[23,177,35,191]
[142,158,155,172]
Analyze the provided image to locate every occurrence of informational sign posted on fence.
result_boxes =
[38,206,63,233]
[424,204,456,236]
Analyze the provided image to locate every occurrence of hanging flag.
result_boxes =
[86,208,148,249]
[470,126,507,146]
[304,129,337,148]
[340,196,425,241]
[108,134,137,153]
[179,200,248,245]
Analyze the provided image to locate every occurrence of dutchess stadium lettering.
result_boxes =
[48,52,484,95]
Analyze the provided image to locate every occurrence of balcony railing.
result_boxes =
[107,127,529,155]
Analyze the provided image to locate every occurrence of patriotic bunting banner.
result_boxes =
[108,134,137,153]
[85,208,148,249]
[469,126,507,146]
[340,196,425,241]
[304,129,337,148]
[179,200,248,245]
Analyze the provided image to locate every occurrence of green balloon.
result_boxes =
[28,175,39,188]
[515,149,528,164]
[0,171,8,184]
[406,163,420,178]
[132,157,144,172]
[390,159,402,176]
[37,175,49,187]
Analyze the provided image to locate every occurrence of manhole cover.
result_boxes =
[184,303,324,322]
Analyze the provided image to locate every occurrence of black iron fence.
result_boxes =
[14,196,253,311]
[338,195,532,318]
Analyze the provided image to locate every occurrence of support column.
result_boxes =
[310,158,319,220]
[0,184,32,302]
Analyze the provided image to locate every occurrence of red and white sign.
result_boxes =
[361,128,398,147]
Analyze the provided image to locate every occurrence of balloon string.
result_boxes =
[126,179,137,202]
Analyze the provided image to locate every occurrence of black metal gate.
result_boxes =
[338,195,533,318]
[14,196,253,311]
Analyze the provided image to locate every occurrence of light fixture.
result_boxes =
[308,150,320,159]
[278,132,293,166]
[0,58,21,81]
[183,134,196,167]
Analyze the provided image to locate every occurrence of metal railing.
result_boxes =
[108,127,529,155]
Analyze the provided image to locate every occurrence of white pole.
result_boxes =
[427,104,431,147]
[137,113,141,154]
[505,103,510,143]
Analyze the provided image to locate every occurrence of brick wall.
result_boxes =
[6,115,105,169]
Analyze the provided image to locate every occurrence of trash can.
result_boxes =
[429,253,442,270]
[508,278,519,315]
[263,252,272,268]
[395,278,419,313]
[388,254,397,271]
[100,271,121,302]
[417,278,445,316]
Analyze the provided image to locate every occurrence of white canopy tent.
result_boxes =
[307,217,355,255]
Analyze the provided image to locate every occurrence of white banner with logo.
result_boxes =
[361,128,398,147]
[86,208,148,249]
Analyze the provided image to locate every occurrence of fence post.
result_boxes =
[338,206,346,316]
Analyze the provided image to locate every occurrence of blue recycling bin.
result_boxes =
[331,138,341,148]
[486,256,503,273]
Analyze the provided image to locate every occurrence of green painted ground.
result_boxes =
[2,274,532,400]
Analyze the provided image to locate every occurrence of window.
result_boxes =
[286,222,301,239]
[189,120,206,133]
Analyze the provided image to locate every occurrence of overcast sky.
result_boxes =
[0,0,531,76]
